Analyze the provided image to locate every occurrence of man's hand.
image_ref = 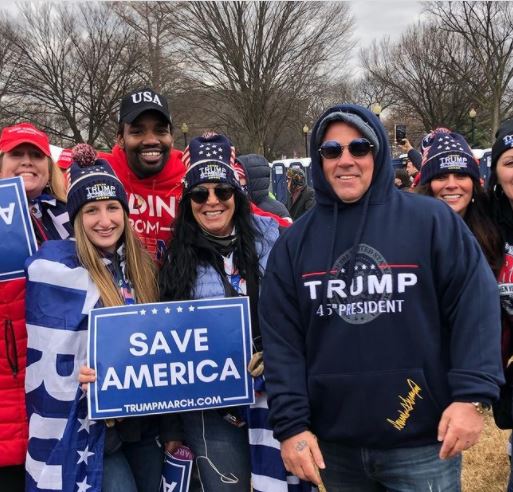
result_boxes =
[281,430,325,485]
[399,138,413,152]
[438,402,484,459]
[164,441,183,454]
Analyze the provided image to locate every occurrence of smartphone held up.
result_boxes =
[394,124,407,144]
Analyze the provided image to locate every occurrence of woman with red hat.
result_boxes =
[0,123,72,491]
[0,123,72,242]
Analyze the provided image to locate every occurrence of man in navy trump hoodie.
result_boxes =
[259,103,504,490]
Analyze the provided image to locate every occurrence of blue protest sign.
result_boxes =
[88,296,254,419]
[160,447,194,492]
[0,176,37,281]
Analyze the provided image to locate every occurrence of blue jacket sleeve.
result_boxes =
[432,210,504,404]
[408,148,422,170]
[259,236,311,442]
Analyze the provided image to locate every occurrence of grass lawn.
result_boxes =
[462,414,510,491]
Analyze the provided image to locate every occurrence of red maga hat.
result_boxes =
[0,123,51,157]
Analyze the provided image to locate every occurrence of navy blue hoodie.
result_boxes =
[259,104,504,448]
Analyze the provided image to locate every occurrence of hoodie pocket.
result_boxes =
[308,368,446,447]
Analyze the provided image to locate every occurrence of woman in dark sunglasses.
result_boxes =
[159,134,279,491]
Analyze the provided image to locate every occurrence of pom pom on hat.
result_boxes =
[71,143,97,167]
[66,143,128,222]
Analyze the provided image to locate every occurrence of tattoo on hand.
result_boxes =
[295,439,307,452]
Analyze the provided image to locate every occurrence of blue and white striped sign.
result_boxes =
[0,176,37,281]
[88,296,254,419]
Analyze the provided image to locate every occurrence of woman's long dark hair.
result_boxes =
[159,188,262,301]
[416,179,503,275]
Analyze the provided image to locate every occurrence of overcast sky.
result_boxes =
[351,1,426,48]
[2,0,426,60]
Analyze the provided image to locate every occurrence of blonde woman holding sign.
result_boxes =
[25,144,163,492]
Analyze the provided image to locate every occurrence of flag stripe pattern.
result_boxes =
[25,240,105,492]
[246,377,317,492]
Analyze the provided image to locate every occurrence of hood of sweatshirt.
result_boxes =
[310,104,394,208]
[309,104,395,292]
[259,104,503,448]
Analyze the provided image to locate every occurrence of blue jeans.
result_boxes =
[102,434,163,492]
[181,410,251,491]
[318,441,461,492]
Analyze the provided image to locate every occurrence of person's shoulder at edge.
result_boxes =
[251,203,292,228]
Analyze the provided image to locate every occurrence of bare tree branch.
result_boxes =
[172,1,354,154]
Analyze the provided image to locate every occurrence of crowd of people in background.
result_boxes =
[1,86,513,492]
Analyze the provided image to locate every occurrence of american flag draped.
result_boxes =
[25,239,105,491]
[246,377,317,492]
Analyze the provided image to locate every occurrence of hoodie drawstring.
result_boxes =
[344,191,371,286]
[322,191,372,306]
[322,203,339,307]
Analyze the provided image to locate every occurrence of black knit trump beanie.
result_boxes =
[182,133,241,192]
[420,131,479,185]
[492,119,513,170]
[66,144,129,222]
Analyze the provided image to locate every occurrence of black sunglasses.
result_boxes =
[319,138,374,159]
[188,185,235,204]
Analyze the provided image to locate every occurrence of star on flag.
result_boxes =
[76,478,92,492]
[77,417,96,434]
[77,446,94,465]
